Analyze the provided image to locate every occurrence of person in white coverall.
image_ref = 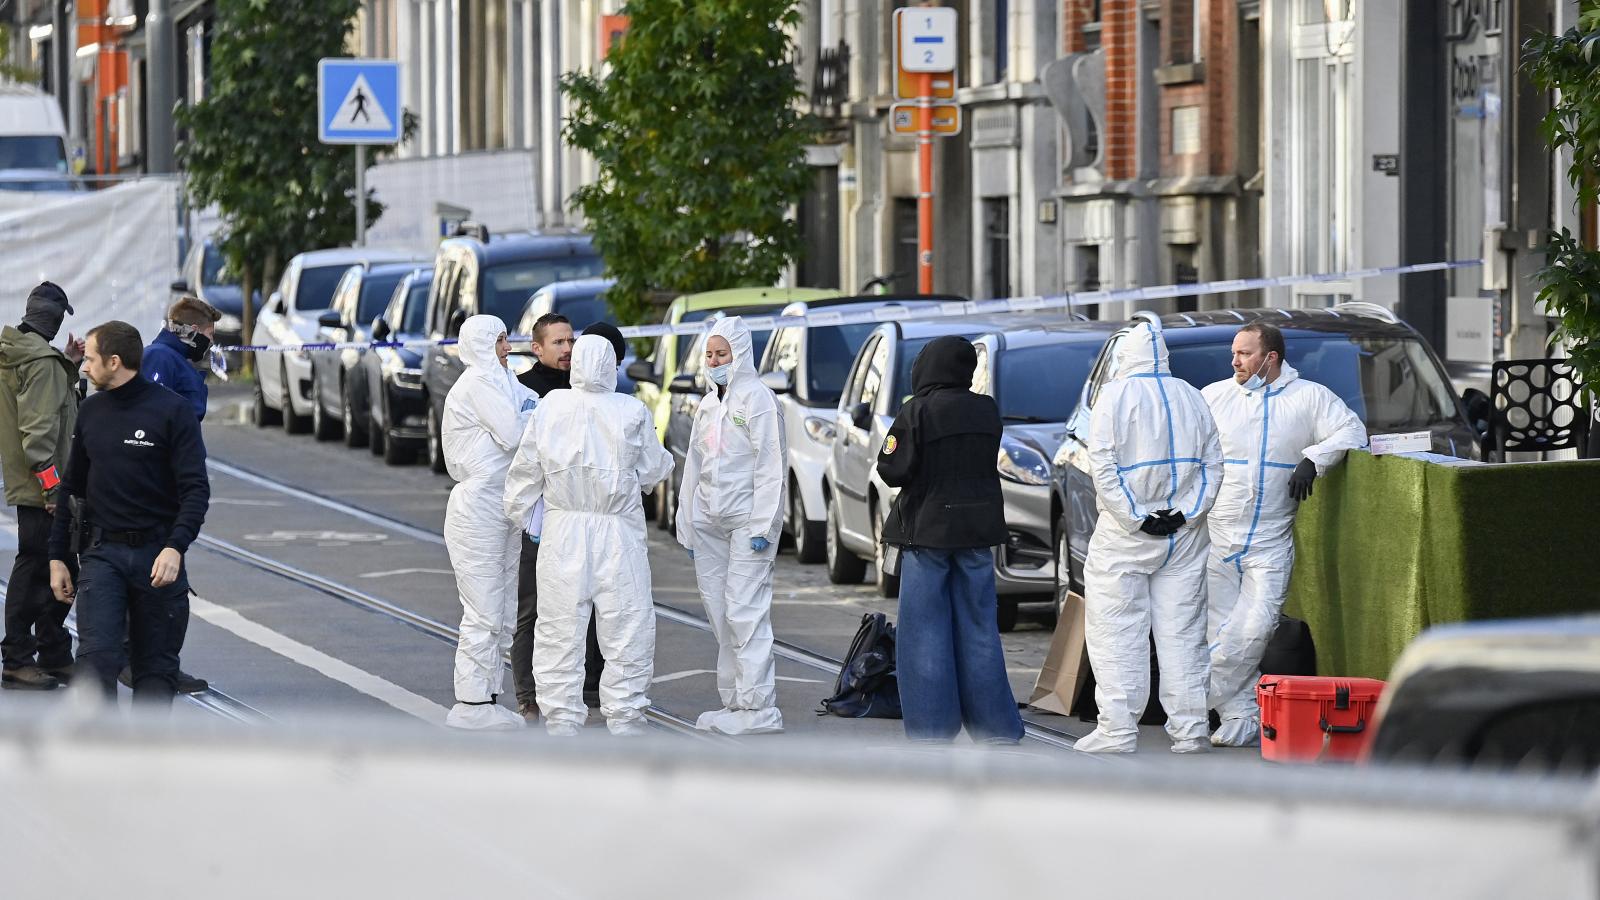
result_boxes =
[442,315,536,730]
[504,334,674,736]
[674,317,786,735]
[1202,322,1365,747]
[1078,317,1223,754]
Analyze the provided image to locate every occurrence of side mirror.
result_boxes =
[447,308,467,337]
[317,311,343,330]
[169,278,190,294]
[371,317,391,341]
[1462,388,1492,439]
[626,358,659,387]
[268,291,284,314]
[849,401,871,430]
[668,373,699,395]
[761,370,792,394]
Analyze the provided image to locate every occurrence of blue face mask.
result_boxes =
[1241,355,1271,392]
[707,362,732,386]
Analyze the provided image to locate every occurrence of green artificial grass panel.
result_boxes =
[1286,452,1600,679]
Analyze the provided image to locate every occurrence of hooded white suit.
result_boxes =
[1202,360,1365,746]
[505,334,674,736]
[1079,321,1223,753]
[442,315,534,730]
[675,317,787,735]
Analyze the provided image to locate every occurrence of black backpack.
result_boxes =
[820,612,903,719]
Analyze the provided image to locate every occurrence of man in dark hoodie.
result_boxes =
[508,313,608,721]
[0,282,83,690]
[877,336,1024,744]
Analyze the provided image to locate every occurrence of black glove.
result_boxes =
[1158,509,1186,533]
[1288,458,1317,502]
[1139,514,1168,536]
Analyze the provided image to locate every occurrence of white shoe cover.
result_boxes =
[1171,737,1211,754]
[1073,728,1137,753]
[445,702,524,731]
[696,707,784,736]
[608,716,651,737]
[1211,717,1260,747]
[545,720,582,738]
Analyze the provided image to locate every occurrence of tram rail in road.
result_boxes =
[206,457,1082,751]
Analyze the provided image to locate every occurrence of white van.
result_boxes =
[0,83,71,190]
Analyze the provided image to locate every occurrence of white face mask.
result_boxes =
[1241,354,1271,392]
[707,362,732,386]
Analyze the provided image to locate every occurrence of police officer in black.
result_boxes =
[48,321,209,704]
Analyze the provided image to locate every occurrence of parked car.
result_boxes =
[170,238,262,355]
[308,262,426,445]
[823,315,1115,622]
[254,247,414,433]
[511,277,639,395]
[0,83,70,184]
[361,267,434,465]
[756,295,945,563]
[421,233,605,472]
[1366,615,1600,774]
[625,286,841,523]
[1049,304,1486,607]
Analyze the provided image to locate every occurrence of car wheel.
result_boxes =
[282,362,310,434]
[791,485,825,565]
[342,379,369,449]
[252,363,281,427]
[996,598,1020,634]
[427,403,447,473]
[369,390,389,456]
[311,386,341,441]
[871,500,900,598]
[824,495,867,585]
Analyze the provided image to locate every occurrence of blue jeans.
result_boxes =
[896,548,1024,743]
[75,539,190,705]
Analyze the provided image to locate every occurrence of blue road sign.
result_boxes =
[318,58,402,145]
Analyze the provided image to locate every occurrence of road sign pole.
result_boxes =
[355,144,367,247]
[917,70,933,294]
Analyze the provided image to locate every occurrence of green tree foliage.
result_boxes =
[1525,2,1600,397]
[0,26,40,83]
[563,0,814,324]
[177,0,396,348]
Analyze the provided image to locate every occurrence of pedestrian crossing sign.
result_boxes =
[318,58,403,145]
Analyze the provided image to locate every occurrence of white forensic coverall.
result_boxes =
[1202,361,1365,746]
[504,334,674,736]
[674,317,787,735]
[442,314,535,730]
[1079,321,1223,753]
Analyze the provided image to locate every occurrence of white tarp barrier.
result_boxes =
[364,148,539,255]
[0,178,179,346]
[0,706,1595,898]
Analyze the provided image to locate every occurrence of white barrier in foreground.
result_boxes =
[0,705,1594,899]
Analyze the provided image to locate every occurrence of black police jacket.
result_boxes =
[876,337,1008,550]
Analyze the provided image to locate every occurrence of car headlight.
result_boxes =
[216,313,242,333]
[803,416,836,444]
[997,435,1051,485]
[392,367,424,388]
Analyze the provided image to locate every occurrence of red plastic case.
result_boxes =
[1256,675,1385,763]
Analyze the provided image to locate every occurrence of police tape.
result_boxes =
[215,258,1483,354]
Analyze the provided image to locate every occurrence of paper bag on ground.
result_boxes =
[1028,590,1089,716]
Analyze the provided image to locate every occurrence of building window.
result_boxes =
[994,0,1009,82]
[1168,0,1200,65]
[1172,245,1199,312]
[1075,244,1102,319]
[1083,0,1104,52]
[893,198,919,294]
[984,198,1012,300]
[1171,105,1201,155]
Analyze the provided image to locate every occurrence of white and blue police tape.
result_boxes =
[217,258,1483,353]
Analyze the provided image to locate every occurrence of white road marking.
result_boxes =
[210,497,286,507]
[653,668,714,684]
[776,676,827,685]
[189,596,449,722]
[359,567,454,579]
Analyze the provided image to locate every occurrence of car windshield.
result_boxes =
[553,292,616,332]
[996,343,1100,422]
[482,256,606,324]
[806,322,878,406]
[0,135,67,170]
[201,243,237,286]
[1163,334,1461,431]
[297,264,352,312]
[359,271,408,323]
[401,281,431,334]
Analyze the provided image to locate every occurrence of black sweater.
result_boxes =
[517,360,570,397]
[49,376,210,560]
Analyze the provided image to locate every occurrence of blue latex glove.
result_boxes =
[687,548,695,560]
[751,537,770,552]
[531,535,540,544]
